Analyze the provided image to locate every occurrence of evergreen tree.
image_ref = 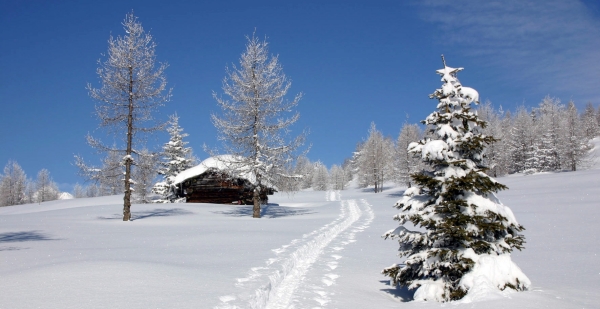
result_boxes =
[152,114,194,202]
[383,57,529,302]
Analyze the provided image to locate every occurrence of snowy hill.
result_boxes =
[0,168,599,308]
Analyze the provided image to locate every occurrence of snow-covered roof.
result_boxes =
[173,155,253,185]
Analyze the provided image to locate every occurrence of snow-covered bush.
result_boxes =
[383,56,530,302]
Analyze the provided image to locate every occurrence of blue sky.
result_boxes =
[1,0,600,192]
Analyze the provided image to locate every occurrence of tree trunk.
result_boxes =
[252,187,261,218]
[123,65,134,222]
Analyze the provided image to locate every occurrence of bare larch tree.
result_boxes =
[212,33,306,218]
[84,12,170,221]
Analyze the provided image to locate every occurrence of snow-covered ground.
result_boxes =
[1,164,599,308]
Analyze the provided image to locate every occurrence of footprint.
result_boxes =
[314,297,329,305]
[314,290,327,297]
[219,295,236,302]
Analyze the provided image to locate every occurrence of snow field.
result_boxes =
[216,192,375,309]
[0,166,599,308]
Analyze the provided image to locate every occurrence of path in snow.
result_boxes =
[215,191,374,309]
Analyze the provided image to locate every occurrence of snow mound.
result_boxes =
[459,250,531,303]
[58,192,74,200]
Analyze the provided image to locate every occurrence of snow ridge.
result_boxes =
[216,195,373,309]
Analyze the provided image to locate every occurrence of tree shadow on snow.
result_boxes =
[97,208,194,221]
[0,246,27,251]
[213,203,316,218]
[379,280,415,302]
[386,189,406,198]
[361,185,395,194]
[0,231,59,243]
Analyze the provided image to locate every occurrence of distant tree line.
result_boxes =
[0,161,61,206]
[264,97,600,193]
[342,97,600,193]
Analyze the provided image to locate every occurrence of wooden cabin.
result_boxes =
[172,156,275,205]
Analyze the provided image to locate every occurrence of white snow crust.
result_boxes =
[0,168,599,308]
[459,250,531,303]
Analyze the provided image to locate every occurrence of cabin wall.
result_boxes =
[178,172,271,205]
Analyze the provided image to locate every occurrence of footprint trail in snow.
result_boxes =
[215,192,374,309]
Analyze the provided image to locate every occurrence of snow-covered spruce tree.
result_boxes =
[212,33,306,218]
[152,114,194,202]
[83,12,170,220]
[383,57,529,302]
